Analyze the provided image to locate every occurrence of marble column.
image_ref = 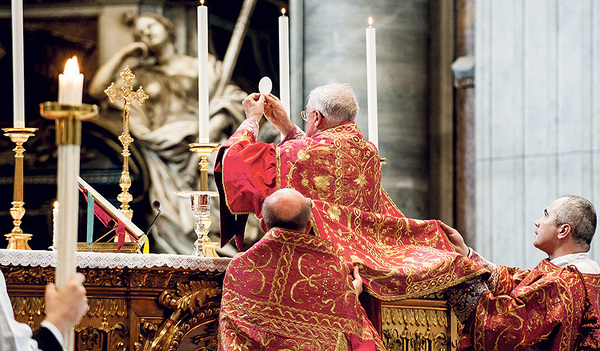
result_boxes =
[298,0,433,218]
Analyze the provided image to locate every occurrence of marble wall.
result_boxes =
[475,0,600,267]
[295,0,434,219]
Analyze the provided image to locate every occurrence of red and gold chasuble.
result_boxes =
[460,260,600,350]
[217,122,403,248]
[311,200,485,300]
[216,122,486,298]
[219,227,385,351]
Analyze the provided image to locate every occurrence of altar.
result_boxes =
[0,249,230,351]
[1,249,460,351]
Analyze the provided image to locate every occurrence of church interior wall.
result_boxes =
[475,0,600,268]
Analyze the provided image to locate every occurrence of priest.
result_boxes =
[220,188,385,350]
[215,83,486,326]
[443,195,600,350]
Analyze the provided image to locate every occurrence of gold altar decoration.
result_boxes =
[2,258,227,351]
[104,66,148,221]
[381,298,460,351]
[3,127,37,250]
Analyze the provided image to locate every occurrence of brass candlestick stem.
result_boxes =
[105,67,148,220]
[3,127,37,249]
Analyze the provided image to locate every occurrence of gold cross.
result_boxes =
[105,66,148,107]
[104,66,148,220]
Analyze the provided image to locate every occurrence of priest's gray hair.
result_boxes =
[555,194,597,249]
[307,83,359,124]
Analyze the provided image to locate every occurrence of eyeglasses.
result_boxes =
[300,110,309,121]
[300,110,324,121]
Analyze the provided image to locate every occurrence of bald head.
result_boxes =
[306,83,359,125]
[262,188,312,232]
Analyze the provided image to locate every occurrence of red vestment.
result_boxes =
[215,121,487,340]
[219,227,385,350]
[459,260,600,350]
[216,122,402,249]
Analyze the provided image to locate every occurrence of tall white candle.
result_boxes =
[198,1,210,143]
[12,0,25,128]
[58,57,84,105]
[279,8,290,117]
[366,17,378,150]
[56,145,80,351]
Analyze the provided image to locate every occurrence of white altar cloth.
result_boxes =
[0,249,231,272]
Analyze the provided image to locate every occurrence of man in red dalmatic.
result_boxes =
[215,83,486,333]
[443,195,600,350]
[219,188,384,350]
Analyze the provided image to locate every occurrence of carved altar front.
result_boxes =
[381,298,460,351]
[0,249,230,351]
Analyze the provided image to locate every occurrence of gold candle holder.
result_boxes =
[40,102,98,142]
[189,142,220,191]
[3,127,37,249]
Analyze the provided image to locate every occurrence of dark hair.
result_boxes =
[555,195,597,249]
[262,197,312,232]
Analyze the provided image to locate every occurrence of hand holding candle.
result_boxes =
[58,56,84,105]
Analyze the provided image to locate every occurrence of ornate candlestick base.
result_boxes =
[5,233,32,250]
[3,127,37,250]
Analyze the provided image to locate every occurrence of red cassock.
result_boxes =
[459,260,600,350]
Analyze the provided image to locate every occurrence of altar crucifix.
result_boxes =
[104,66,148,220]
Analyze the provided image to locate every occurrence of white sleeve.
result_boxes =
[0,271,41,351]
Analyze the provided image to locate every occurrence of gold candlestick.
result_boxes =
[182,142,220,257]
[3,127,37,249]
[104,67,148,220]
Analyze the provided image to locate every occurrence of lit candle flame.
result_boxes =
[64,56,80,75]
[200,0,205,5]
[54,200,59,209]
[281,8,286,16]
[368,17,373,26]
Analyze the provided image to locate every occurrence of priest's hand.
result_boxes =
[352,266,363,296]
[264,94,295,135]
[44,273,88,338]
[242,93,265,123]
[440,222,469,256]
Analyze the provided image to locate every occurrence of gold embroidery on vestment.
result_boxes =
[297,149,309,161]
[314,175,332,190]
[327,205,341,221]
